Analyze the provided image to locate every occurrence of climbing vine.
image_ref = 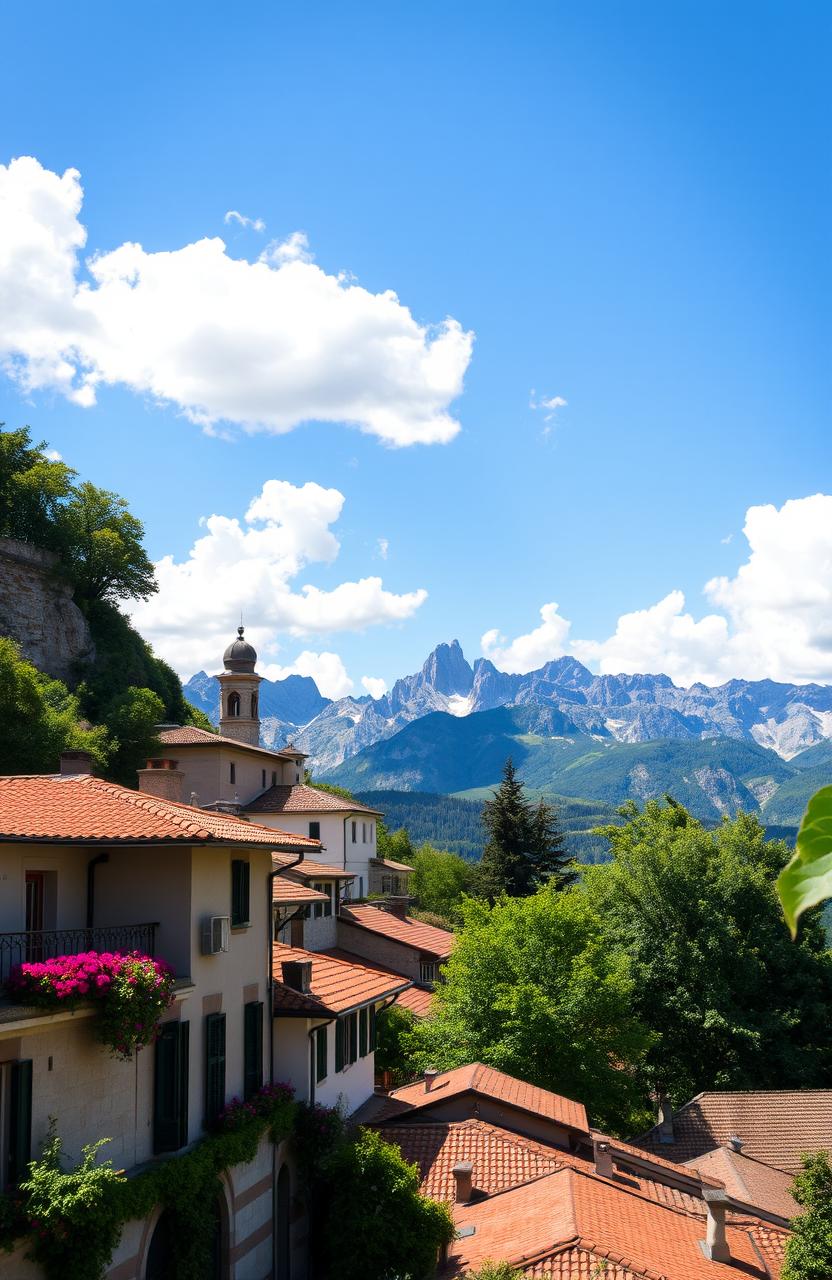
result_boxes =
[0,1083,296,1280]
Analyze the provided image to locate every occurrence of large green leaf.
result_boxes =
[778,786,832,937]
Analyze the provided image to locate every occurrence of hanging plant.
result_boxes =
[6,950,174,1059]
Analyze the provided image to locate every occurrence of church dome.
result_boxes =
[223,626,257,673]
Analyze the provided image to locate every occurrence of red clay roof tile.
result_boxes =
[339,905,454,958]
[272,942,410,1015]
[246,783,381,815]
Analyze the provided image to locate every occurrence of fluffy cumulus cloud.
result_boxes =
[260,652,353,700]
[129,478,427,680]
[483,494,832,686]
[361,675,388,699]
[0,157,473,446]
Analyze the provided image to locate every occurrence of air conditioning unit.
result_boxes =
[201,916,230,955]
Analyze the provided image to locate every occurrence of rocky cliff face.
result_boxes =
[0,537,93,681]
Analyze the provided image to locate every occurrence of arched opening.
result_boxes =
[227,691,241,718]
[275,1163,291,1279]
[144,1193,229,1280]
[250,692,259,718]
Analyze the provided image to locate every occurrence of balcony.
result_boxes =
[0,922,158,984]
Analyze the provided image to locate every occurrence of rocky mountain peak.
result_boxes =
[420,639,474,696]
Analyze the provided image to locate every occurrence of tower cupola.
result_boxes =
[217,626,262,746]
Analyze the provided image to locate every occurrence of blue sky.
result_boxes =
[1,1,829,696]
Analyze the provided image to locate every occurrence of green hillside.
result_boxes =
[326,704,823,831]
[358,788,621,863]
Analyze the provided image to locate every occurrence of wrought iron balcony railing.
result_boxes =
[0,922,158,984]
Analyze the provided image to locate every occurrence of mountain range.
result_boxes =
[185,639,832,773]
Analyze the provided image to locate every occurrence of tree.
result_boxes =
[408,884,651,1133]
[586,799,832,1103]
[375,1003,420,1085]
[479,758,572,897]
[0,638,110,774]
[529,797,576,890]
[320,1128,454,1280]
[377,817,416,866]
[411,843,478,922]
[0,426,75,549]
[102,686,165,786]
[783,1151,832,1280]
[57,482,157,605]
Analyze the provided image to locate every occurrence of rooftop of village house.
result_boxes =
[339,902,454,958]
[272,941,411,1016]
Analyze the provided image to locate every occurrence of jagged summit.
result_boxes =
[184,640,832,775]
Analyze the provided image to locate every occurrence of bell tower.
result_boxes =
[217,626,262,746]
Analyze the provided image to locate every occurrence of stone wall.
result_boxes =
[0,536,93,681]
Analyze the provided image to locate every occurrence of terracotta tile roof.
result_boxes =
[323,948,436,1018]
[245,783,381,815]
[381,1063,589,1134]
[0,774,317,849]
[521,1248,646,1278]
[272,878,329,904]
[272,942,410,1015]
[444,1165,780,1278]
[381,1119,562,1201]
[339,905,454,958]
[157,726,303,759]
[634,1090,832,1173]
[684,1146,797,1220]
[273,854,355,880]
[371,857,415,872]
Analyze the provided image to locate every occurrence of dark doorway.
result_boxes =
[145,1211,175,1279]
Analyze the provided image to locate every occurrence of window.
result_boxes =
[351,821,357,844]
[228,692,240,717]
[310,882,332,920]
[314,1026,328,1084]
[272,771,277,785]
[251,692,258,717]
[370,822,374,842]
[309,820,321,841]
[261,769,266,789]
[231,859,250,927]
[362,822,367,843]
[0,1059,32,1189]
[335,1012,358,1072]
[229,762,236,785]
[244,1001,263,1100]
[204,1012,226,1125]
[419,961,439,986]
[369,1004,377,1051]
[359,1007,368,1058]
[154,1022,189,1154]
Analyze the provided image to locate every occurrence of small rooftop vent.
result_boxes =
[281,960,312,994]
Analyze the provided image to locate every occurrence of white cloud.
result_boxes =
[224,210,266,233]
[483,494,832,686]
[260,651,353,699]
[0,156,474,446]
[481,602,572,673]
[44,448,62,461]
[529,391,568,421]
[361,675,388,699]
[376,537,389,560]
[129,478,427,677]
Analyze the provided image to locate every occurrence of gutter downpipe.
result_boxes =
[86,852,109,930]
[268,847,305,1280]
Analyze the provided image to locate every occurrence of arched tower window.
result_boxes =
[250,692,258,718]
[227,692,241,718]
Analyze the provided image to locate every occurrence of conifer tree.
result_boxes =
[479,757,534,897]
[529,797,576,890]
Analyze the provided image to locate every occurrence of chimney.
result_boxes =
[701,1187,730,1262]
[60,750,93,776]
[452,1162,473,1203]
[137,759,184,803]
[657,1095,674,1144]
[383,900,409,920]
[424,1068,439,1093]
[281,960,312,994]
[592,1137,615,1179]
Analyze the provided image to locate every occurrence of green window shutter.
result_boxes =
[154,1022,189,1154]
[315,1026,328,1083]
[309,821,321,841]
[335,1017,345,1072]
[359,1008,368,1058]
[244,1001,264,1101]
[231,859,250,927]
[8,1059,32,1185]
[369,1004,377,1051]
[348,1012,358,1065]
[205,1012,227,1124]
